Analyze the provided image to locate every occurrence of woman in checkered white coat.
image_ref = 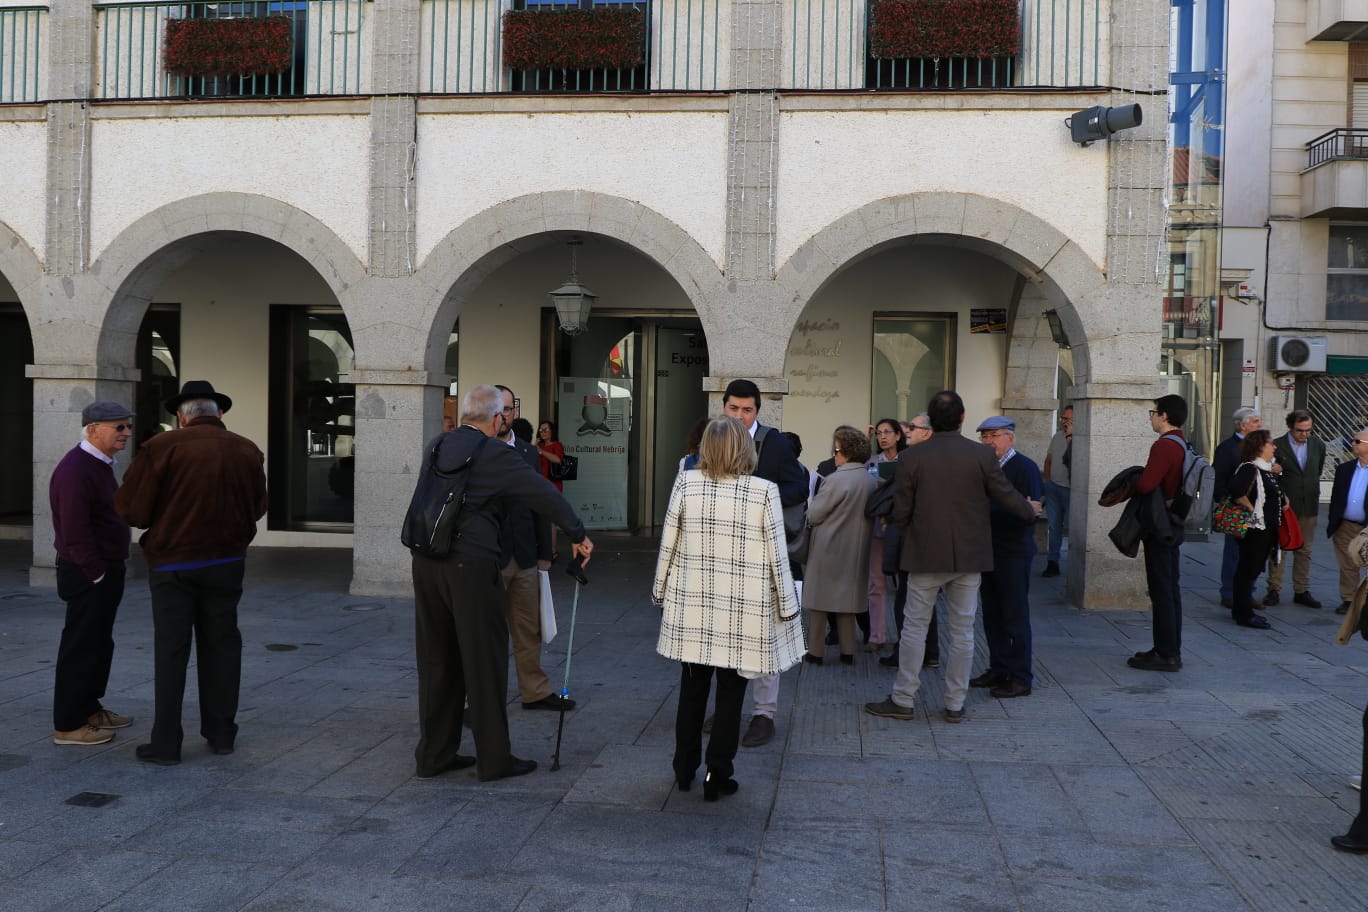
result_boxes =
[653,417,805,800]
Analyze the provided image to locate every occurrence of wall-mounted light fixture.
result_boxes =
[548,237,597,336]
[1042,309,1070,348]
[1065,104,1142,147]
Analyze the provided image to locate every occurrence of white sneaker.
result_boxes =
[1351,775,1362,792]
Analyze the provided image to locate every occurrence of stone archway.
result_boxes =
[415,191,725,375]
[770,191,1163,610]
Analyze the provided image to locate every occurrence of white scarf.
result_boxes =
[1244,458,1273,530]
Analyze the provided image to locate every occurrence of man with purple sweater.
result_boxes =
[50,401,136,746]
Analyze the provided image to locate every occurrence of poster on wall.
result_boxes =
[557,377,632,529]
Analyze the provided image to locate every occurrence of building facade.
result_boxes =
[0,0,1169,604]
[1223,0,1368,467]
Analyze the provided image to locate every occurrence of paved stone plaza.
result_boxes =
[1,535,1365,911]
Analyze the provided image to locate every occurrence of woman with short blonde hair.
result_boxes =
[653,416,804,801]
[697,414,758,480]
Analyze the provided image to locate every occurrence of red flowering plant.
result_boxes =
[868,0,1020,59]
[502,7,646,71]
[163,16,294,79]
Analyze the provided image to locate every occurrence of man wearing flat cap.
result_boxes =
[116,380,267,765]
[971,416,1041,699]
[49,401,137,746]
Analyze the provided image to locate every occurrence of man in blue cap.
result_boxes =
[971,416,1041,698]
[49,401,136,745]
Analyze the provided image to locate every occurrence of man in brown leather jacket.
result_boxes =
[115,380,267,765]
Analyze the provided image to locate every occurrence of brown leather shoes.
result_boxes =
[740,715,775,747]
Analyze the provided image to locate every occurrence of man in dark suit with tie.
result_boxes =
[721,378,808,747]
[496,386,572,711]
[969,416,1041,699]
[865,391,1039,724]
[1266,409,1326,608]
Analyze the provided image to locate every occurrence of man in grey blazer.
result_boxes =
[1265,409,1326,608]
[865,391,1039,724]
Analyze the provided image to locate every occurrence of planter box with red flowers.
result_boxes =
[501,7,646,72]
[868,0,1020,88]
[163,16,295,80]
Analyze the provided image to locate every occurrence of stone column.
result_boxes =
[368,0,421,277]
[349,368,444,596]
[1001,284,1065,463]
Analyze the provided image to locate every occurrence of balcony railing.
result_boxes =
[420,0,723,94]
[0,6,44,103]
[93,1,365,100]
[1307,128,1368,169]
[790,0,1105,90]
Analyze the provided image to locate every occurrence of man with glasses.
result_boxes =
[1328,428,1368,614]
[1267,409,1326,608]
[1041,405,1073,578]
[49,402,137,746]
[494,385,573,713]
[1128,395,1190,672]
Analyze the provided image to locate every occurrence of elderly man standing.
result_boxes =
[1213,407,1265,610]
[1265,409,1326,608]
[865,391,1038,724]
[970,416,1041,699]
[1041,405,1072,578]
[409,385,593,782]
[115,380,267,765]
[1328,428,1368,615]
[49,402,137,746]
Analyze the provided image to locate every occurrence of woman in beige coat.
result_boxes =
[653,417,805,801]
[803,425,876,664]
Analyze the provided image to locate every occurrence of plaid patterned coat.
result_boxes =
[653,471,806,678]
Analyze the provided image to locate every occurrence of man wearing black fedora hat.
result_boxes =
[116,380,267,764]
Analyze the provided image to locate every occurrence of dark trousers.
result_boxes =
[890,571,939,661]
[1349,701,1368,840]
[412,554,512,779]
[1219,533,1239,601]
[148,561,245,757]
[1233,529,1275,622]
[53,559,126,731]
[981,556,1033,685]
[1141,529,1184,659]
[673,663,747,783]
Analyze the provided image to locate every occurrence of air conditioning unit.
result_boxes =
[1268,335,1328,372]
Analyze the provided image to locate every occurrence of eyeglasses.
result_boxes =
[911,424,931,432]
[102,423,133,432]
[1148,410,1159,417]
[831,448,843,455]
[1353,438,1368,446]
[1291,426,1313,434]
[501,406,516,414]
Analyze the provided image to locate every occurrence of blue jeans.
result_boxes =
[1042,481,1070,563]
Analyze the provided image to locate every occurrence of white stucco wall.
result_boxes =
[777,110,1109,269]
[416,111,729,267]
[89,115,371,263]
[781,244,1017,468]
[0,120,47,264]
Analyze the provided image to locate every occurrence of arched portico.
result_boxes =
[767,192,1163,610]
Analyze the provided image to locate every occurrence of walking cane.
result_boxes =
[551,554,589,772]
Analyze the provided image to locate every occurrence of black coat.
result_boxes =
[1328,458,1368,538]
[498,437,553,569]
[1212,432,1243,502]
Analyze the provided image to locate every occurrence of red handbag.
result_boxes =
[1278,503,1304,551]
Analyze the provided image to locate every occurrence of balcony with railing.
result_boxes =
[93,1,366,100]
[1303,128,1368,218]
[0,6,45,103]
[12,0,1106,103]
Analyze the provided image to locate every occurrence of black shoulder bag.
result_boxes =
[401,435,489,558]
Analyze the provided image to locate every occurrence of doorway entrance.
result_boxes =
[544,312,708,533]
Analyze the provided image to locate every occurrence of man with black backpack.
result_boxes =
[407,385,592,782]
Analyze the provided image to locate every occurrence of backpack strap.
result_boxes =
[753,422,771,456]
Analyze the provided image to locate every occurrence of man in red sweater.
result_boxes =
[1128,393,1189,672]
[50,401,136,745]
